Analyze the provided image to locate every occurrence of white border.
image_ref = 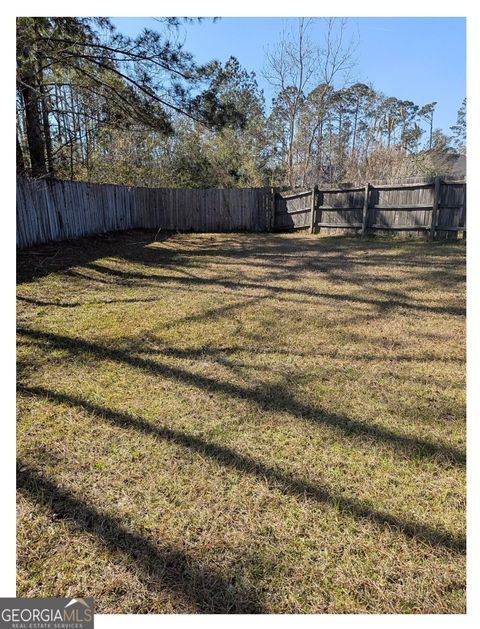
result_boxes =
[3,3,479,627]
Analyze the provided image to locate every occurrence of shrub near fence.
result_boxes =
[17,175,466,248]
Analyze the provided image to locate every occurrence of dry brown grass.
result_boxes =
[16,231,466,613]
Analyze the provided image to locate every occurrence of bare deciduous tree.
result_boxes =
[263,18,318,188]
[264,18,357,188]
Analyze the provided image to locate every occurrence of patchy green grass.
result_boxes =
[16,231,465,614]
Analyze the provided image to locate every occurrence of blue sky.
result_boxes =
[111,17,466,133]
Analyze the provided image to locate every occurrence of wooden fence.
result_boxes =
[17,175,466,248]
[16,178,272,248]
[273,176,467,240]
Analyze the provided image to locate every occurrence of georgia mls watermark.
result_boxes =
[0,598,94,629]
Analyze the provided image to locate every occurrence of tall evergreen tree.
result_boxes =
[16,17,242,178]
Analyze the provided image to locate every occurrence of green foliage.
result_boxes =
[450,98,466,152]
[16,17,246,180]
[16,17,465,187]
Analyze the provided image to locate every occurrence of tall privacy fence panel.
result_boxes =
[17,175,465,248]
[135,187,271,232]
[16,178,272,248]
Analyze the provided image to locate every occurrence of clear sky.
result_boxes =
[110,16,466,133]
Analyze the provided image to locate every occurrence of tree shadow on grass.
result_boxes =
[137,342,464,367]
[17,327,466,468]
[18,231,465,319]
[16,295,166,309]
[76,262,465,317]
[18,385,465,555]
[17,462,264,613]
[17,231,465,291]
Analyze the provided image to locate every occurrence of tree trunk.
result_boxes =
[351,102,358,158]
[337,109,343,176]
[84,109,91,179]
[19,71,47,177]
[16,130,26,175]
[302,116,324,188]
[287,113,295,189]
[34,28,55,177]
[317,119,323,181]
[39,81,54,176]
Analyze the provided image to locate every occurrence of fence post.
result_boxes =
[429,176,441,241]
[317,188,323,235]
[361,182,370,234]
[270,187,276,231]
[309,185,316,234]
[461,182,467,240]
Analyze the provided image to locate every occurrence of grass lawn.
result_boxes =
[16,231,466,614]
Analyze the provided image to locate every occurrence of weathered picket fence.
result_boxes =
[16,178,272,248]
[17,175,466,248]
[274,176,466,240]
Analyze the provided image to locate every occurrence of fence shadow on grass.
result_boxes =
[16,230,174,285]
[17,462,264,614]
[18,385,466,555]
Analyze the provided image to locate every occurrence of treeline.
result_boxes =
[16,17,466,188]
